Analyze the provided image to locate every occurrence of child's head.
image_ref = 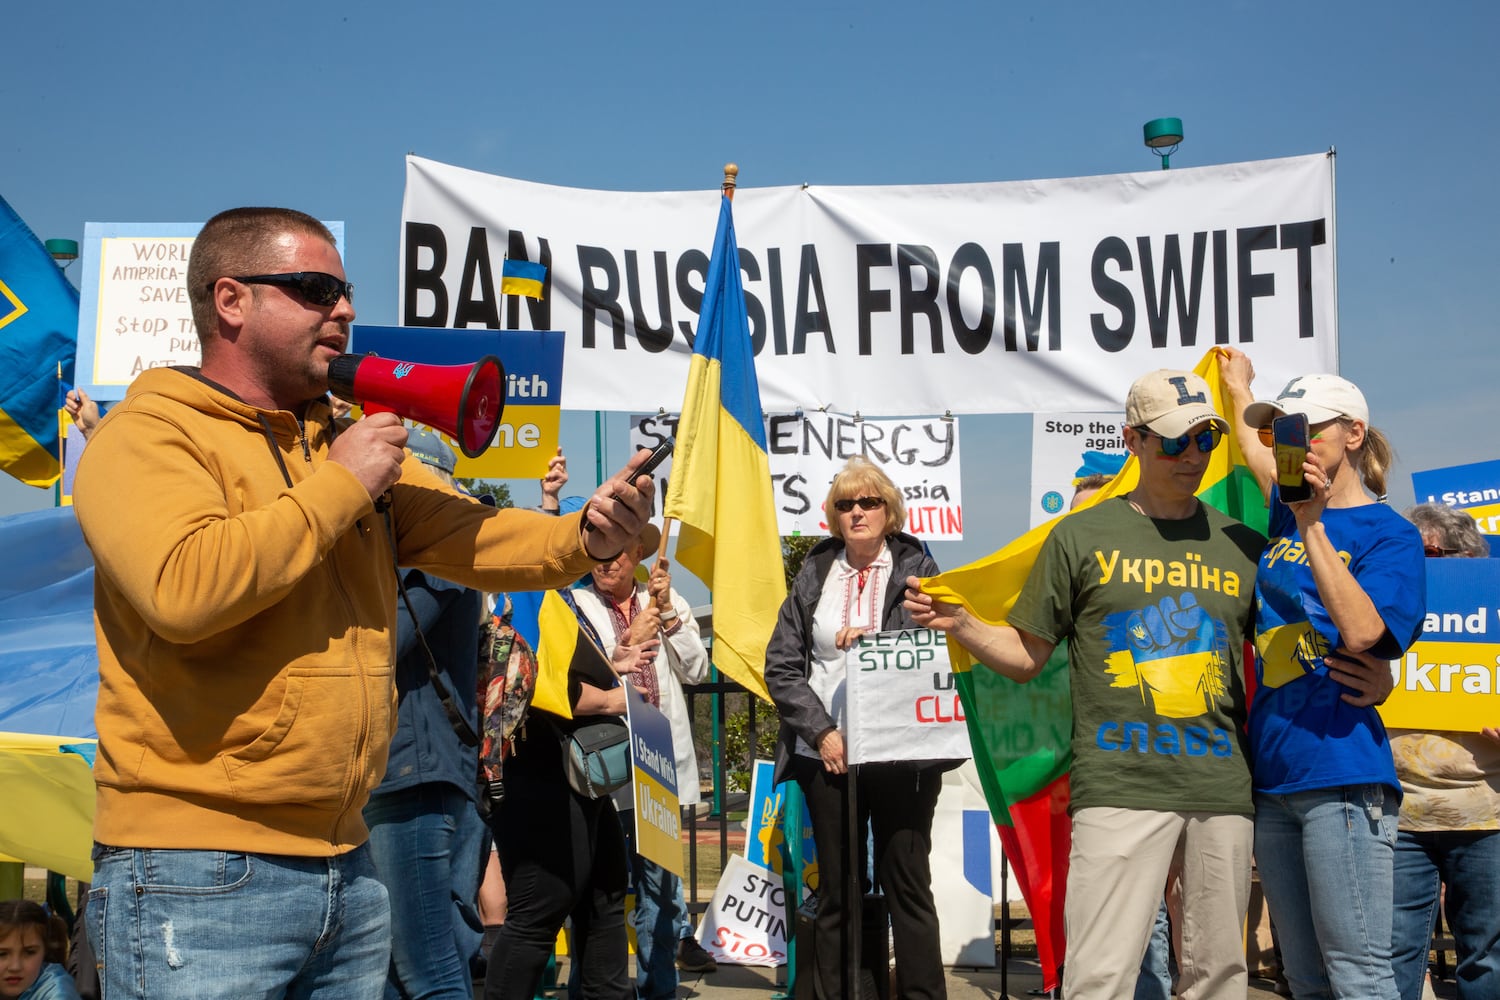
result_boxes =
[0,900,67,999]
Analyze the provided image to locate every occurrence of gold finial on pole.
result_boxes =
[723,163,739,201]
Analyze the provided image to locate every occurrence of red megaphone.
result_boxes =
[327,353,506,458]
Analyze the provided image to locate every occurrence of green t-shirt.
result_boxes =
[1008,497,1264,815]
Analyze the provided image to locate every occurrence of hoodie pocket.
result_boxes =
[222,666,389,807]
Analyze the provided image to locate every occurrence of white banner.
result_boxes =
[401,153,1337,416]
[629,411,963,539]
[846,629,973,765]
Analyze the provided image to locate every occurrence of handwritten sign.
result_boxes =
[630,411,963,539]
[696,854,791,967]
[75,222,344,399]
[845,629,973,765]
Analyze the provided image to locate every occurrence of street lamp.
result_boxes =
[45,238,79,272]
[1142,117,1184,170]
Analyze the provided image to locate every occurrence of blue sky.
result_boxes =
[4,1,1497,584]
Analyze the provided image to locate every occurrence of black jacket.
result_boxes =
[764,531,940,784]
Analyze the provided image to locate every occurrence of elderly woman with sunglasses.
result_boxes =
[1224,350,1426,1000]
[765,456,949,1000]
[1387,504,1500,1000]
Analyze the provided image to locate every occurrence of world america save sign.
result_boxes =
[400,152,1337,417]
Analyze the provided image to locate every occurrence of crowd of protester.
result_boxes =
[20,206,1492,1000]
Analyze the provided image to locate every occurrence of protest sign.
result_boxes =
[743,759,817,885]
[402,153,1336,417]
[74,222,344,399]
[1412,458,1500,541]
[846,628,974,765]
[1029,411,1126,526]
[1380,558,1500,731]
[696,853,791,967]
[350,325,563,480]
[630,411,962,539]
[624,683,682,875]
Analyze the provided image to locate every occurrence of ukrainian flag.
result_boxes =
[0,196,78,487]
[663,195,784,702]
[500,258,547,299]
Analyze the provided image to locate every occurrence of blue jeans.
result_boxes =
[1134,899,1173,1000]
[365,783,486,1000]
[87,842,390,1000]
[1391,827,1500,1000]
[1254,785,1400,1000]
[632,856,691,999]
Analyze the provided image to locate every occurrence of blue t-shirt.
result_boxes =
[1249,488,1425,796]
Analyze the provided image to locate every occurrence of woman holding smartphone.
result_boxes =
[1223,350,1425,1000]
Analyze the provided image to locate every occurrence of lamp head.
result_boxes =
[45,238,79,263]
[1142,117,1184,169]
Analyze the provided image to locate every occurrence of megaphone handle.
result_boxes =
[362,401,396,416]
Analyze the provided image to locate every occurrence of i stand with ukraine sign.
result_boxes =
[624,683,682,875]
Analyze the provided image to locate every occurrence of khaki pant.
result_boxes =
[1062,807,1252,1000]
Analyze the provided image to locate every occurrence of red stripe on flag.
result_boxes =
[997,773,1070,993]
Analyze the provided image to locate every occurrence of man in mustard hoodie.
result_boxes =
[72,206,653,1000]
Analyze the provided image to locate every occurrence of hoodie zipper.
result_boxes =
[259,408,375,846]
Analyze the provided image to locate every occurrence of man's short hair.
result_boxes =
[187,208,336,340]
[1072,472,1112,497]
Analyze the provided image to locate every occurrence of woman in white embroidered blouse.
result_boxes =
[764,456,949,1000]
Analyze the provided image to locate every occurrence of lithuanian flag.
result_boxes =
[918,347,1267,991]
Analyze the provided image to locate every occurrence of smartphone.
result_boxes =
[1272,413,1311,502]
[583,437,675,533]
[631,436,675,480]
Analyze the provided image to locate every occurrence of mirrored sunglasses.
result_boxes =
[832,496,886,513]
[213,271,354,307]
[1256,419,1341,448]
[1140,425,1222,457]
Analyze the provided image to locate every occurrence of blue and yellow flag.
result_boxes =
[500,258,547,299]
[0,196,79,487]
[663,196,784,702]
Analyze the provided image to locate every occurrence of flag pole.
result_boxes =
[651,162,740,570]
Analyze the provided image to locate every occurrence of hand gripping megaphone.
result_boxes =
[326,353,506,458]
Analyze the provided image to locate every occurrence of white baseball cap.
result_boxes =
[1124,370,1228,439]
[1243,373,1369,429]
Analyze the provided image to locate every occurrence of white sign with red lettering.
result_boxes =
[629,411,963,540]
[846,629,973,765]
[696,853,791,967]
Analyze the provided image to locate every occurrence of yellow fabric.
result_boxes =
[664,354,785,702]
[533,591,579,719]
[72,368,598,856]
[0,734,96,881]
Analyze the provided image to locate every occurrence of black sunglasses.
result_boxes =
[1136,425,1222,457]
[1423,544,1461,558]
[210,271,354,307]
[833,496,886,513]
